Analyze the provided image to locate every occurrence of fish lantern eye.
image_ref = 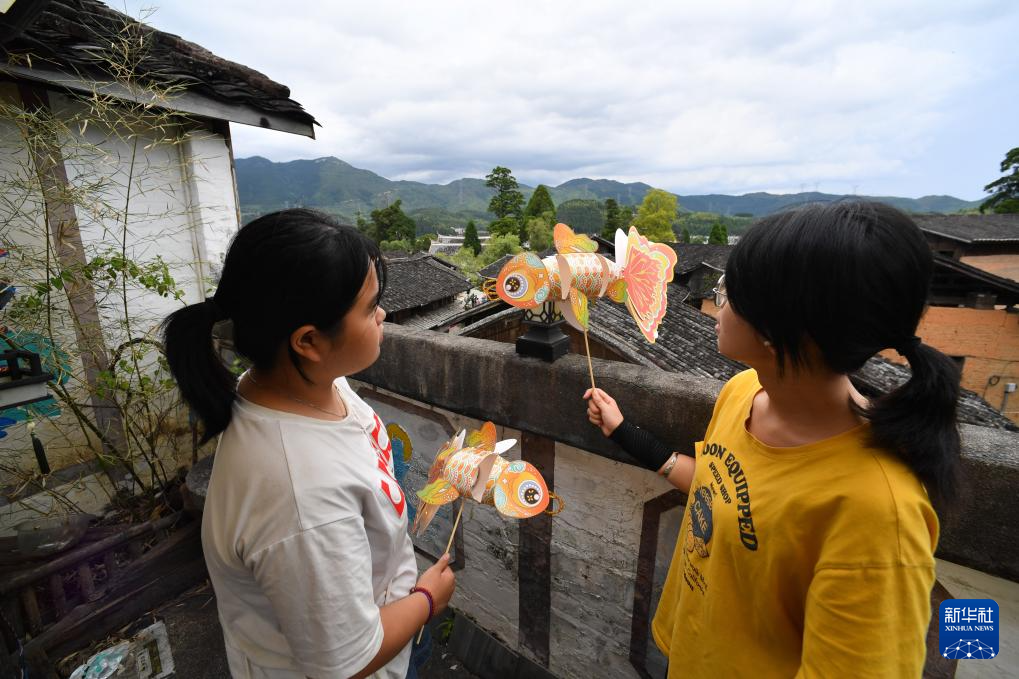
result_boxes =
[504,273,528,299]
[518,479,543,507]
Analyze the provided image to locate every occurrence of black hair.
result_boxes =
[162,208,386,443]
[725,201,960,512]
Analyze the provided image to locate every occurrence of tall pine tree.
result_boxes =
[981,147,1019,214]
[708,221,728,245]
[464,220,482,255]
[602,198,621,239]
[524,185,556,220]
[485,166,525,220]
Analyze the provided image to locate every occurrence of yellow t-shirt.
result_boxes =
[651,369,939,678]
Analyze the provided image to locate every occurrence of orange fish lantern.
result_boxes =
[483,223,678,343]
[412,421,557,535]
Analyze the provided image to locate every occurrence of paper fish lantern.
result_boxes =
[484,223,678,343]
[412,421,552,535]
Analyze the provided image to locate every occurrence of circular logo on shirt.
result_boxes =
[685,485,713,558]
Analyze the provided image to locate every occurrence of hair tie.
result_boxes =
[893,335,921,356]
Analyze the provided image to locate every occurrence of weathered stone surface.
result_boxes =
[357,324,721,465]
[939,423,1019,582]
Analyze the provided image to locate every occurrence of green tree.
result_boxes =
[463,220,482,255]
[525,217,553,251]
[485,166,525,220]
[369,199,416,243]
[439,234,523,286]
[380,239,413,253]
[488,216,521,238]
[681,225,691,243]
[355,210,369,232]
[632,189,678,242]
[556,199,605,233]
[441,247,483,286]
[708,221,728,245]
[479,233,523,266]
[414,234,435,252]
[524,184,556,220]
[981,147,1019,214]
[601,198,622,239]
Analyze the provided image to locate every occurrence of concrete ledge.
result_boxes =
[357,324,1019,583]
[941,424,1019,582]
[357,324,720,465]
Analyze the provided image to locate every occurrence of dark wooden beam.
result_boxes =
[518,431,555,667]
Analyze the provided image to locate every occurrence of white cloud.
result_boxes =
[131,0,1019,198]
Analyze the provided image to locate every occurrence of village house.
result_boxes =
[381,253,474,328]
[0,2,318,672]
[0,0,316,506]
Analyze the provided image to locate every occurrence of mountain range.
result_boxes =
[235,156,982,222]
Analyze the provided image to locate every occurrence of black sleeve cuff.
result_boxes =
[609,420,673,471]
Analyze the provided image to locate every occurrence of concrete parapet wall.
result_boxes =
[358,324,1019,582]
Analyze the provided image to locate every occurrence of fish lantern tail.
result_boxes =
[620,226,678,343]
[414,477,461,535]
[412,503,441,536]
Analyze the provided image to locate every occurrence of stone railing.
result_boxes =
[352,323,1019,679]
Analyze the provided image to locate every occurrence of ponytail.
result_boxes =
[162,298,236,443]
[864,339,962,514]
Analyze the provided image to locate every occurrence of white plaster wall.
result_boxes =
[0,86,239,496]
[548,443,679,679]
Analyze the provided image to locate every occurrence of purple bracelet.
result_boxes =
[410,586,434,621]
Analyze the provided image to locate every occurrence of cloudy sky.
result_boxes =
[127,0,1017,199]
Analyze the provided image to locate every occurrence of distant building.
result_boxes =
[427,233,490,256]
[381,254,473,328]
[913,213,1019,282]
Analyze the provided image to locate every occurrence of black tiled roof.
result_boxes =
[852,355,1018,431]
[668,243,732,276]
[913,213,1019,244]
[588,297,744,380]
[479,255,512,280]
[0,0,316,129]
[382,255,471,314]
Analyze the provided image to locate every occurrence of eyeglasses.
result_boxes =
[712,275,727,309]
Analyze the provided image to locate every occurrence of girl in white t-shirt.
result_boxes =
[163,209,454,679]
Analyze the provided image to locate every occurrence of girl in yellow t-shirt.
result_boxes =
[585,201,959,678]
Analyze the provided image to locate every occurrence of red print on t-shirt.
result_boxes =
[368,414,405,517]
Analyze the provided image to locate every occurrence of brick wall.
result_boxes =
[882,307,1019,423]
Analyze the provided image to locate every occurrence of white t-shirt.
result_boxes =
[202,377,418,679]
